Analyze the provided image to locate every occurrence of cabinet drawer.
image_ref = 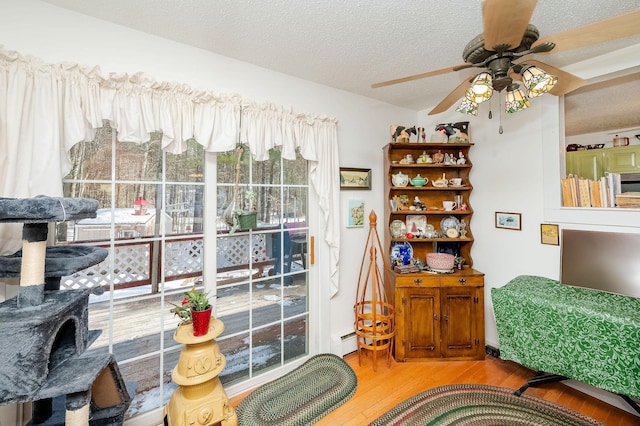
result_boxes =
[440,275,483,287]
[395,275,439,288]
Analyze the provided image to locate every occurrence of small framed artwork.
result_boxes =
[540,223,560,245]
[495,212,521,230]
[347,199,365,228]
[340,167,371,190]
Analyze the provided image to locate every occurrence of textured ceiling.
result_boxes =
[565,67,640,136]
[41,0,640,131]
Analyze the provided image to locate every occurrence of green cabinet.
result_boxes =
[604,146,639,173]
[565,149,604,180]
[566,145,640,179]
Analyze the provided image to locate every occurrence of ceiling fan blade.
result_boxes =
[533,10,640,54]
[482,0,537,51]
[428,79,472,115]
[371,64,468,88]
[520,60,586,95]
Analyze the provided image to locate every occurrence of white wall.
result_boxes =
[421,98,560,347]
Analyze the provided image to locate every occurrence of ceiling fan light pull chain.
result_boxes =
[488,96,493,119]
[498,98,503,134]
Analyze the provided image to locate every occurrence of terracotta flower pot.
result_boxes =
[191,308,212,336]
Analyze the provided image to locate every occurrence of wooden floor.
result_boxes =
[230,352,640,425]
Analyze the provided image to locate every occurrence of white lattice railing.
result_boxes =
[60,233,270,292]
[216,233,270,270]
[60,237,204,291]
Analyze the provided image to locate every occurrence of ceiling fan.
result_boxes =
[371,0,640,116]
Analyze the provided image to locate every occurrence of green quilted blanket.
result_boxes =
[491,275,640,399]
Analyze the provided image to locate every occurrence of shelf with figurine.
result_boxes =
[390,122,471,145]
[383,122,477,271]
[385,122,484,363]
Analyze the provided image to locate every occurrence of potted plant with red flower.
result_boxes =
[171,287,212,336]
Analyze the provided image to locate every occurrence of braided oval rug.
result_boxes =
[236,353,357,426]
[370,384,604,426]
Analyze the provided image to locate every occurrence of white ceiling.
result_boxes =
[42,0,640,116]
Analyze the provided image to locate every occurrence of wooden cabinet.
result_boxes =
[604,145,640,173]
[394,270,485,361]
[565,149,605,181]
[566,145,640,179]
[383,142,484,362]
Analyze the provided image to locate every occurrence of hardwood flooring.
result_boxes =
[230,352,640,425]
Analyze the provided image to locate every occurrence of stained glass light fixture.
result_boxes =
[521,65,558,98]
[468,72,493,103]
[456,97,478,116]
[504,83,530,113]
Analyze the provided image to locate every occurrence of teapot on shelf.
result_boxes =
[392,171,409,187]
[432,173,448,187]
[410,174,428,187]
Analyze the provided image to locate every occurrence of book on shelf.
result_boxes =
[560,173,620,208]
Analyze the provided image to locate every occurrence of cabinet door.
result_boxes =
[566,150,604,180]
[396,287,440,360]
[605,146,640,173]
[440,287,482,359]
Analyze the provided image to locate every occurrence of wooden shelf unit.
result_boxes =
[383,142,484,362]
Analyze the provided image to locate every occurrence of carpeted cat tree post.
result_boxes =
[164,317,237,426]
[0,196,133,425]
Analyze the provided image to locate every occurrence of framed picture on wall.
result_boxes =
[340,167,371,190]
[495,212,521,230]
[540,223,560,245]
[347,199,365,228]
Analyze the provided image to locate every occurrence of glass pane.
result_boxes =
[252,148,282,186]
[252,277,282,329]
[88,296,163,356]
[58,183,112,243]
[115,139,162,182]
[252,323,282,375]
[165,138,204,183]
[283,186,307,222]
[217,283,250,336]
[217,146,249,185]
[284,316,307,362]
[120,354,162,420]
[256,186,281,226]
[64,124,113,181]
[165,183,205,235]
[218,332,250,385]
[283,152,308,185]
[284,273,307,318]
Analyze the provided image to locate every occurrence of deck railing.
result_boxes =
[60,231,274,293]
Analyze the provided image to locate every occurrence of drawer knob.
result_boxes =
[413,278,423,285]
[458,278,467,285]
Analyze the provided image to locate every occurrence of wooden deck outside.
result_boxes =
[86,270,308,404]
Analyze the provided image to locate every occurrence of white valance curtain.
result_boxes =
[0,47,341,296]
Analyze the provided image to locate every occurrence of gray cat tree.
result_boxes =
[0,196,134,425]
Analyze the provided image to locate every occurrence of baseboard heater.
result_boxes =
[331,331,357,356]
